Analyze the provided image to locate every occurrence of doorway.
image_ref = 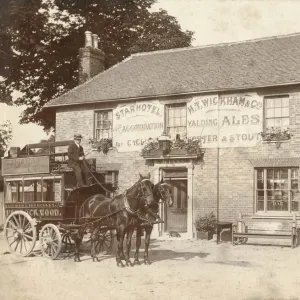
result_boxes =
[162,168,188,233]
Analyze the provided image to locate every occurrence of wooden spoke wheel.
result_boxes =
[40,224,62,260]
[61,233,75,253]
[95,230,114,255]
[4,211,37,257]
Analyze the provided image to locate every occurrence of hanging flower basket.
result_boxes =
[141,136,204,158]
[89,138,113,154]
[259,127,292,148]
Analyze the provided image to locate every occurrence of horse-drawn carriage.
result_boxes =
[2,140,172,266]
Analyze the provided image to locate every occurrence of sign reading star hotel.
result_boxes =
[113,100,164,152]
[187,93,263,148]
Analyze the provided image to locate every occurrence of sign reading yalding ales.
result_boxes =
[2,156,50,176]
[113,101,164,152]
[187,93,263,148]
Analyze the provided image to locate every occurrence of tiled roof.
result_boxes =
[46,33,300,107]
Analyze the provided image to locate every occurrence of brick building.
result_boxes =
[45,31,300,239]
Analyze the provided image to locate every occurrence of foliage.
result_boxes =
[0,0,194,129]
[89,138,112,155]
[260,127,292,142]
[260,127,292,149]
[0,120,12,156]
[35,134,55,154]
[194,212,217,232]
[141,136,204,157]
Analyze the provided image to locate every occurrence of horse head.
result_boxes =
[137,172,155,206]
[154,178,173,207]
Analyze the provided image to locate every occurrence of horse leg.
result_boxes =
[125,227,134,267]
[73,230,84,262]
[144,225,153,265]
[134,227,142,265]
[91,227,100,262]
[116,226,125,267]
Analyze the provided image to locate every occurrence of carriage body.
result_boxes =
[2,141,116,259]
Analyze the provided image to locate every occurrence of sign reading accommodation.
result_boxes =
[187,93,263,148]
[113,101,164,152]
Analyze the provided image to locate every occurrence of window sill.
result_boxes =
[254,212,299,219]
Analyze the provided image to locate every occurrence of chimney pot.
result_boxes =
[85,31,93,47]
[92,34,99,49]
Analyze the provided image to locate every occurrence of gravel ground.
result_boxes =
[0,231,300,300]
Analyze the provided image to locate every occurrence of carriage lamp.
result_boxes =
[158,131,172,155]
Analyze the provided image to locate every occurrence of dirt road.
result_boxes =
[0,232,299,300]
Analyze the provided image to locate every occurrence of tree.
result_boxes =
[0,120,12,157]
[0,0,194,130]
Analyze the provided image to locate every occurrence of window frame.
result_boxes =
[4,176,62,203]
[255,167,299,215]
[263,94,290,132]
[94,110,113,141]
[165,103,187,139]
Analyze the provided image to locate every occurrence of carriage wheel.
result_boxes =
[95,230,114,255]
[61,233,75,252]
[4,211,37,257]
[40,224,62,260]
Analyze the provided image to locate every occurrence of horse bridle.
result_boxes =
[136,178,154,201]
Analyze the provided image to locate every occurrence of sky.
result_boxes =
[2,0,300,148]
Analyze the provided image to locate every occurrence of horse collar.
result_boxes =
[123,194,138,215]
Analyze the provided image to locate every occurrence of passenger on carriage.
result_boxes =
[68,134,92,188]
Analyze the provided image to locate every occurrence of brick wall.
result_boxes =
[55,85,300,224]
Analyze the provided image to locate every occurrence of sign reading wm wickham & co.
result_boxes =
[2,156,50,176]
[187,93,263,148]
[113,100,164,152]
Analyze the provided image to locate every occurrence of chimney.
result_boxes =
[79,31,105,84]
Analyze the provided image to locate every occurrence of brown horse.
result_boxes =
[78,173,155,267]
[134,179,173,265]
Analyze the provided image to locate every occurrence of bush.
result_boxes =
[194,212,217,232]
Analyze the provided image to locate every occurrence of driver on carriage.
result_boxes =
[68,134,92,188]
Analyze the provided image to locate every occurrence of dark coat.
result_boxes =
[67,142,85,167]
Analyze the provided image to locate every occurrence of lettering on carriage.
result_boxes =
[5,208,62,218]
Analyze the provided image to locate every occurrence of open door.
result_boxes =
[162,168,188,233]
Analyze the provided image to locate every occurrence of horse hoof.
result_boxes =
[92,256,100,262]
[134,259,141,265]
[144,260,152,265]
[126,260,134,267]
[74,257,81,262]
[117,261,125,268]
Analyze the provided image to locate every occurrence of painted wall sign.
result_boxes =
[113,100,164,152]
[187,93,263,148]
[2,156,50,176]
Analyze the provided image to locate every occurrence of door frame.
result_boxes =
[151,162,195,239]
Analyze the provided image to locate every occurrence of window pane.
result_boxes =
[274,108,281,117]
[54,179,61,202]
[43,180,55,201]
[266,119,275,128]
[166,104,187,139]
[273,98,282,107]
[282,107,289,117]
[282,97,289,107]
[94,111,113,140]
[24,180,43,202]
[5,181,22,203]
[266,98,274,108]
[282,118,289,127]
[266,108,274,118]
